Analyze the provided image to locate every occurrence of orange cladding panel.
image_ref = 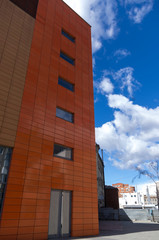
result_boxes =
[0,0,99,239]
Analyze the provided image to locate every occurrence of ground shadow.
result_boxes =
[51,220,159,239]
[98,220,159,237]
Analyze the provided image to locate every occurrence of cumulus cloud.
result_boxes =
[63,0,119,53]
[95,94,159,169]
[104,67,138,97]
[114,49,131,60]
[113,67,137,97]
[125,0,154,23]
[98,77,114,94]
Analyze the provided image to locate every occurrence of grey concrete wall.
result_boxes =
[153,210,159,222]
[99,208,159,222]
[119,209,149,221]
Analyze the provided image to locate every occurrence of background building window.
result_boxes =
[56,107,74,123]
[58,77,74,92]
[0,146,12,215]
[53,144,73,160]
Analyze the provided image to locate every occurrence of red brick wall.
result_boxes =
[105,188,119,209]
[0,0,99,239]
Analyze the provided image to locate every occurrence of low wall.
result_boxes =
[99,208,159,222]
[119,209,159,222]
[119,209,148,221]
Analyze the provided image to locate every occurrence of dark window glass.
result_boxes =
[60,52,75,65]
[58,77,74,92]
[0,146,12,216]
[0,147,4,155]
[54,144,73,160]
[62,29,75,43]
[56,107,74,123]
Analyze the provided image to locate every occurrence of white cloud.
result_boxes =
[95,94,159,169]
[104,0,119,39]
[104,67,138,97]
[63,0,119,53]
[63,0,154,52]
[114,49,131,60]
[113,67,135,97]
[99,77,114,94]
[125,0,154,23]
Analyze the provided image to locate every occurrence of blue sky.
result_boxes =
[63,0,159,188]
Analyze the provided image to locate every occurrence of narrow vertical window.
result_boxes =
[58,77,74,92]
[60,52,75,65]
[53,144,73,160]
[62,29,75,43]
[0,146,12,215]
[56,107,74,123]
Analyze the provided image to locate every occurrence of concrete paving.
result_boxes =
[71,220,159,240]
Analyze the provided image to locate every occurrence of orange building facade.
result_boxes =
[112,183,135,197]
[0,0,99,239]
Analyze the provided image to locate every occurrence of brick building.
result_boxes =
[0,0,99,239]
[112,183,135,197]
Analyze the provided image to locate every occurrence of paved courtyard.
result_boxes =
[72,220,159,240]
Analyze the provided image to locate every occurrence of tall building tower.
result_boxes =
[0,0,99,239]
